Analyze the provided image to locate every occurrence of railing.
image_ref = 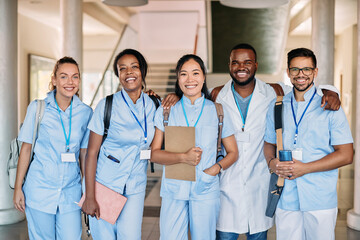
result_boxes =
[89,25,128,108]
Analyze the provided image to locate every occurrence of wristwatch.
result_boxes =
[216,162,224,174]
[268,157,275,173]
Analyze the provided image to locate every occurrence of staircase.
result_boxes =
[146,63,176,99]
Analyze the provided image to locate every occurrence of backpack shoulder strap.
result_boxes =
[214,103,224,158]
[30,99,45,161]
[269,83,285,97]
[103,94,113,144]
[148,94,160,173]
[148,94,160,109]
[210,85,224,102]
[274,94,285,187]
[163,108,171,127]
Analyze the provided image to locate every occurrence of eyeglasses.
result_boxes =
[288,67,315,76]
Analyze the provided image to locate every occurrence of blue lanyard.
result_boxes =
[232,83,253,131]
[291,90,316,144]
[54,97,73,152]
[121,91,148,143]
[181,97,205,127]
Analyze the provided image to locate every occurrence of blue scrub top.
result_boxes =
[18,91,93,214]
[87,90,156,195]
[154,95,235,201]
[264,86,353,211]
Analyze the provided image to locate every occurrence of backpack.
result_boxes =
[7,100,45,189]
[102,94,160,172]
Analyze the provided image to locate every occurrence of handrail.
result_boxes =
[90,24,128,107]
[193,24,199,55]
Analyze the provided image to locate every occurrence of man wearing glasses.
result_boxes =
[214,44,341,240]
[263,48,353,240]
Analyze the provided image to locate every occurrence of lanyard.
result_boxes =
[54,97,73,152]
[291,90,316,144]
[232,83,253,131]
[121,91,148,143]
[181,97,205,127]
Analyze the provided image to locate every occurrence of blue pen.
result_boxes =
[107,155,120,163]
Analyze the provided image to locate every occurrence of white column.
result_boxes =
[60,0,83,97]
[0,0,25,225]
[311,0,335,85]
[347,0,360,231]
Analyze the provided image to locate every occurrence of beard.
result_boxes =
[293,77,314,92]
[230,70,256,87]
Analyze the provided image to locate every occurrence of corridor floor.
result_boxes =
[1,164,359,240]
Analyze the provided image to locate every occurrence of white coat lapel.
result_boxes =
[217,80,243,132]
[245,79,266,122]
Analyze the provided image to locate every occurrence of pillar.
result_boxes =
[60,0,83,97]
[0,0,25,225]
[347,0,360,231]
[311,0,335,85]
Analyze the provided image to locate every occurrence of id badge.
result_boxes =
[292,148,303,161]
[140,149,151,160]
[235,130,250,143]
[61,152,76,162]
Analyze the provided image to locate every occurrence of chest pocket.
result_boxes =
[198,126,218,150]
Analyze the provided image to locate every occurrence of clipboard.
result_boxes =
[164,126,196,181]
[78,181,127,225]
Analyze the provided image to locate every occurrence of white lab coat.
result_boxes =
[215,79,337,234]
[216,79,286,234]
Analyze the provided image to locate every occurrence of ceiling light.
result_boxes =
[102,0,148,7]
[220,0,290,9]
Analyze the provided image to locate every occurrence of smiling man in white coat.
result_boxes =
[213,43,340,240]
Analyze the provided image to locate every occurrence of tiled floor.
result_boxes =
[1,164,360,240]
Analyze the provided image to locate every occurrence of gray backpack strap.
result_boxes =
[30,100,45,163]
[163,108,171,127]
[214,103,224,159]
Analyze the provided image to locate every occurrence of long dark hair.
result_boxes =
[174,54,211,100]
[113,48,148,89]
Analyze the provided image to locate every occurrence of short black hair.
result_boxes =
[231,43,257,62]
[287,48,317,68]
[174,54,211,100]
[113,49,148,89]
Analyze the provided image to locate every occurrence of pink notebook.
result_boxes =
[78,181,127,225]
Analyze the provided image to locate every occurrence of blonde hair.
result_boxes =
[49,56,80,94]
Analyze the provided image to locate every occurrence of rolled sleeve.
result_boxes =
[81,110,93,148]
[221,107,235,139]
[264,99,277,144]
[329,107,353,146]
[154,107,165,132]
[18,100,38,144]
[88,98,106,136]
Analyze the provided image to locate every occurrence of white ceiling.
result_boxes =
[18,0,358,36]
[290,0,357,35]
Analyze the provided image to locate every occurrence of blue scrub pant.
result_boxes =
[216,230,268,240]
[25,206,82,240]
[160,197,220,240]
[89,191,145,240]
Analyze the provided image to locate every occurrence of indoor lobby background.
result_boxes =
[1,0,360,239]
